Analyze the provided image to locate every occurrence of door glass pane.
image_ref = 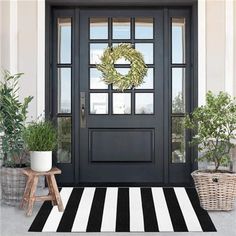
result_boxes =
[90,93,108,114]
[90,18,108,39]
[135,18,153,39]
[90,43,108,64]
[135,43,153,64]
[115,57,130,65]
[136,68,154,89]
[172,68,185,113]
[57,18,71,64]
[57,117,71,163]
[172,18,186,64]
[112,68,131,90]
[58,68,71,113]
[112,43,131,64]
[172,117,186,163]
[112,18,131,39]
[113,93,131,114]
[135,93,154,114]
[90,68,108,89]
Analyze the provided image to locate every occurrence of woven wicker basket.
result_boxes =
[1,167,27,206]
[192,170,236,211]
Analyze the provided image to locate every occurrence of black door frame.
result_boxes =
[45,0,198,186]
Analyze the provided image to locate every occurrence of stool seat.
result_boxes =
[20,167,64,216]
[22,167,61,176]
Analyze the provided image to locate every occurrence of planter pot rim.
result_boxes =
[30,151,52,152]
[192,169,236,176]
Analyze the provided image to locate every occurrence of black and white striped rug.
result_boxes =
[29,187,216,232]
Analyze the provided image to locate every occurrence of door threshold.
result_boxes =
[57,182,194,187]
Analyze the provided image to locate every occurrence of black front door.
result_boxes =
[79,10,164,183]
[51,7,195,185]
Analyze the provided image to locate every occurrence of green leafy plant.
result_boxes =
[184,91,236,172]
[23,121,57,151]
[0,70,33,167]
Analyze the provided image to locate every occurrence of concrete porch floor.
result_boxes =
[0,188,236,236]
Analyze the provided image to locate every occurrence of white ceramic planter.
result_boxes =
[30,151,52,172]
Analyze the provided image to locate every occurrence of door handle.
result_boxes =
[81,105,85,118]
[80,92,86,128]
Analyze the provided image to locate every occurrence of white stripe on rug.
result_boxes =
[129,187,144,232]
[151,187,174,232]
[42,187,73,232]
[71,187,95,232]
[100,187,118,232]
[174,187,202,231]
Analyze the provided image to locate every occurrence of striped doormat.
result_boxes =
[29,187,216,232]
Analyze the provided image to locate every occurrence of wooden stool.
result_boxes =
[20,167,64,216]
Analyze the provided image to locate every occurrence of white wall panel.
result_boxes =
[234,0,236,97]
[206,0,225,94]
[0,0,10,73]
[18,0,38,121]
[198,0,206,105]
[225,0,234,96]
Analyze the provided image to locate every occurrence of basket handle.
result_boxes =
[212,177,219,183]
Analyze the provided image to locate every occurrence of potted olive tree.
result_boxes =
[0,71,33,205]
[185,91,236,211]
[23,121,57,172]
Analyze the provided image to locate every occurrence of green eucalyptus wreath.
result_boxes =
[96,43,147,91]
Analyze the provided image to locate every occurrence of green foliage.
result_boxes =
[57,117,71,163]
[96,43,148,91]
[0,70,33,167]
[172,92,184,113]
[184,91,236,171]
[23,121,57,151]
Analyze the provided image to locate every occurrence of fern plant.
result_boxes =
[0,70,33,167]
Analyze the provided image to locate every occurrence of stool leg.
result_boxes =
[49,174,64,212]
[20,176,33,209]
[26,176,38,216]
[46,176,56,206]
